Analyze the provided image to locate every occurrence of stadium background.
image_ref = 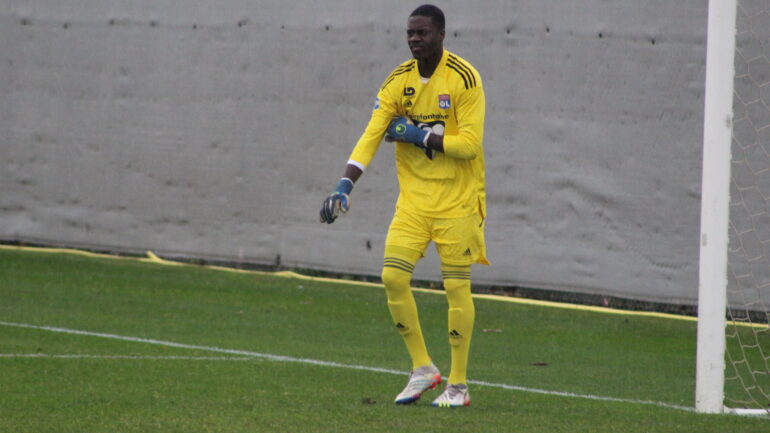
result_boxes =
[0,1,725,306]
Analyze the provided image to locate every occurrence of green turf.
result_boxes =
[0,248,767,432]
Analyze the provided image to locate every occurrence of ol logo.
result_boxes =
[438,94,451,109]
[404,87,415,96]
[395,124,407,134]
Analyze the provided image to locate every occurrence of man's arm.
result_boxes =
[433,85,485,160]
[385,85,484,160]
[320,88,396,224]
[343,164,364,183]
[425,133,444,154]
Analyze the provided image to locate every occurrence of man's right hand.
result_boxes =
[320,178,354,224]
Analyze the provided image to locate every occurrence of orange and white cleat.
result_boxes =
[394,363,442,404]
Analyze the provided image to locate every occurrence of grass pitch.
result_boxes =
[0,247,767,432]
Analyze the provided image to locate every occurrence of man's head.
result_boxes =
[407,4,445,62]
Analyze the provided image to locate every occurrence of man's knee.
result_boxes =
[382,266,411,295]
[382,246,420,294]
[442,265,472,304]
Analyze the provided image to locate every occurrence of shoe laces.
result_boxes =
[440,384,467,401]
[403,366,437,391]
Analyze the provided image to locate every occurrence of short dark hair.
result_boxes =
[410,4,445,31]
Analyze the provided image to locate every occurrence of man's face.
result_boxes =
[407,15,444,61]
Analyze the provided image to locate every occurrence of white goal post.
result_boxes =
[695,0,770,415]
[696,0,736,415]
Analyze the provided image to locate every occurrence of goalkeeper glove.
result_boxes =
[385,117,433,159]
[320,178,353,224]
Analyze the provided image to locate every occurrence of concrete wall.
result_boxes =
[1,1,720,305]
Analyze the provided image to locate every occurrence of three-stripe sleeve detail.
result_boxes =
[381,61,416,90]
[446,55,477,89]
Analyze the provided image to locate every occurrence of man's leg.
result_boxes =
[441,264,475,385]
[381,245,431,370]
[383,245,441,404]
[431,212,486,407]
[428,264,474,408]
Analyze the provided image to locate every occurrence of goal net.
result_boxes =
[697,0,770,415]
[725,0,770,413]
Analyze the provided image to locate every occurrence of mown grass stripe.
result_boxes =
[0,320,695,413]
[1,244,765,329]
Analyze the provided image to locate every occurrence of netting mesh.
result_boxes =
[725,0,770,411]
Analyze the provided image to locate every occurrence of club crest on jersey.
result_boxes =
[438,94,451,109]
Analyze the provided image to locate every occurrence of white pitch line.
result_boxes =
[0,353,259,361]
[0,320,694,412]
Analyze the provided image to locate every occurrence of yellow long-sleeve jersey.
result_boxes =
[348,49,486,219]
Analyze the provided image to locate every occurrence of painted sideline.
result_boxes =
[0,353,258,361]
[0,320,694,412]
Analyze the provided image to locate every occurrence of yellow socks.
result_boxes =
[382,247,432,370]
[381,247,475,382]
[442,265,474,385]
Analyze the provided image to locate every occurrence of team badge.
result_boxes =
[438,94,451,109]
[373,97,380,110]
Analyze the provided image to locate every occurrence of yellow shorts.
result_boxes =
[385,208,489,266]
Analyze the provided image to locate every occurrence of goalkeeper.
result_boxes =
[319,4,487,408]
